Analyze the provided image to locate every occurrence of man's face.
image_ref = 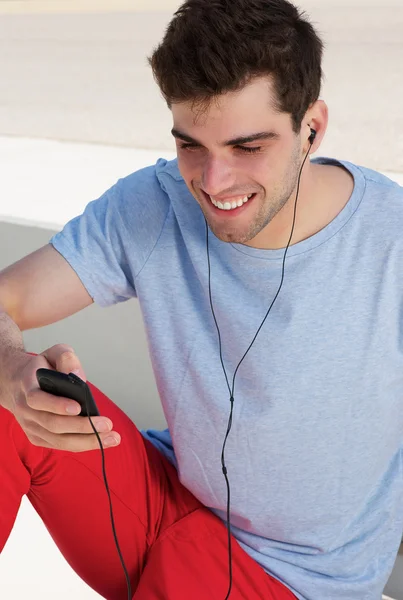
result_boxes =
[171,76,305,247]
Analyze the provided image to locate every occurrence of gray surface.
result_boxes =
[0,2,402,172]
[387,559,403,600]
[0,221,166,430]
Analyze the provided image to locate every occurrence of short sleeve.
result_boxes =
[49,164,170,307]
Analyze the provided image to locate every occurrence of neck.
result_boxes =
[246,158,320,250]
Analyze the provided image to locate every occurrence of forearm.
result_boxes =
[0,307,29,411]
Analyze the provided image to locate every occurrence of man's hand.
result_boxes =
[7,344,121,452]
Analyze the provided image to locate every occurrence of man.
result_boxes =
[0,0,402,598]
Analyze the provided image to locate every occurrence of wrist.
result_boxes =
[0,350,31,412]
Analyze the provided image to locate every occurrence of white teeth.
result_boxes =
[209,194,254,211]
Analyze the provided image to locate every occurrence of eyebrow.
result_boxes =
[171,128,280,146]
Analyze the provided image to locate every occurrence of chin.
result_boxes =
[207,223,253,244]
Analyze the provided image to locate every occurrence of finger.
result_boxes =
[18,405,121,452]
[31,424,121,453]
[28,407,114,436]
[58,431,121,453]
[26,387,84,416]
[41,344,87,381]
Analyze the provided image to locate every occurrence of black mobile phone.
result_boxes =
[36,368,100,417]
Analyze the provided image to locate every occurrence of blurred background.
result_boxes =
[0,0,402,169]
[0,1,402,598]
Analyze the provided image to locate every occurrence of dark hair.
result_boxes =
[148,0,325,134]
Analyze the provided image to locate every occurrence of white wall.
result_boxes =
[0,498,103,599]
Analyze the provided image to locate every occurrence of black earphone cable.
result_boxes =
[206,133,315,599]
[85,396,133,600]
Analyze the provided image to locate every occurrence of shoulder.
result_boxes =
[115,157,197,233]
[355,163,403,197]
[317,156,403,219]
[346,161,403,255]
[314,156,402,196]
[353,162,403,226]
[105,157,183,226]
[117,157,184,200]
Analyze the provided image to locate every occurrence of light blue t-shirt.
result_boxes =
[50,156,403,600]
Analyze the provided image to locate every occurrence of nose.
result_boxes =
[201,156,235,197]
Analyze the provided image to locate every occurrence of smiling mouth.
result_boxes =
[202,192,256,212]
[210,193,254,211]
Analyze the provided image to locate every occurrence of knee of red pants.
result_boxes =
[134,507,296,600]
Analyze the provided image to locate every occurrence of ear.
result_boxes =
[303,99,329,153]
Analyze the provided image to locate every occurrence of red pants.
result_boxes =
[0,380,296,600]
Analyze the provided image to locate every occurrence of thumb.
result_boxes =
[41,344,87,382]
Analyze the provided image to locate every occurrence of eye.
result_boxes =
[178,143,262,154]
[236,146,262,154]
[179,143,200,151]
